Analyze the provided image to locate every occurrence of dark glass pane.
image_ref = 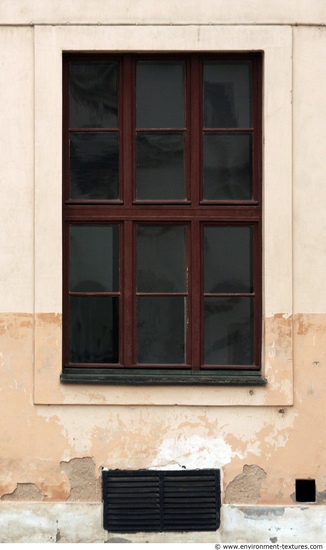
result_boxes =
[203,133,252,200]
[204,226,253,293]
[136,61,185,128]
[69,61,118,128]
[204,61,252,128]
[136,133,185,200]
[137,297,186,364]
[70,296,119,363]
[70,225,119,292]
[204,297,254,365]
[137,225,186,292]
[70,132,118,199]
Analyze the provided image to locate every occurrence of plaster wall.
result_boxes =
[0,0,326,25]
[0,7,326,542]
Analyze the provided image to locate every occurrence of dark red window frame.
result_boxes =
[61,52,265,386]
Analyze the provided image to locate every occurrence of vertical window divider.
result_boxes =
[123,220,134,367]
[63,221,70,367]
[191,219,201,370]
[122,55,133,207]
[190,55,201,206]
[254,221,262,368]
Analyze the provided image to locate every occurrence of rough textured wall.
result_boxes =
[0,314,325,505]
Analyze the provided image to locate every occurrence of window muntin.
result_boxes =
[63,53,262,382]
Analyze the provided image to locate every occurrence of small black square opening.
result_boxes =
[295,479,316,502]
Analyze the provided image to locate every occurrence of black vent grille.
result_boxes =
[102,469,220,533]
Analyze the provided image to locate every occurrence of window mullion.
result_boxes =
[190,219,201,370]
[123,220,134,366]
[122,55,133,206]
[253,222,262,368]
[190,55,201,206]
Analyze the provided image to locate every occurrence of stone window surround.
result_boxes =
[34,24,292,406]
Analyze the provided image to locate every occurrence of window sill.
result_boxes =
[60,368,267,386]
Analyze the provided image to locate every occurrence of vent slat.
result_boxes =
[103,469,220,533]
[165,512,218,519]
[110,502,159,511]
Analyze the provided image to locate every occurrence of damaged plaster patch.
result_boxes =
[316,490,326,504]
[1,483,43,501]
[225,465,267,504]
[60,457,100,502]
[150,434,239,470]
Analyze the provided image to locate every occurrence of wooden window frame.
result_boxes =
[61,52,265,386]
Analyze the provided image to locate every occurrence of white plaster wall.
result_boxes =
[0,27,34,313]
[1,503,326,543]
[1,0,326,25]
[293,26,326,314]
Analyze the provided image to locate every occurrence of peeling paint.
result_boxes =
[60,457,100,502]
[150,434,239,470]
[1,312,326,507]
[1,483,43,501]
[316,490,326,504]
[225,465,267,504]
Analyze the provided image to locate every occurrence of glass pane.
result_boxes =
[136,133,185,200]
[70,225,119,292]
[204,297,254,365]
[70,296,119,363]
[204,61,252,128]
[136,61,185,128]
[204,226,253,293]
[137,297,186,364]
[137,225,186,292]
[69,61,118,128]
[70,132,118,200]
[203,133,252,200]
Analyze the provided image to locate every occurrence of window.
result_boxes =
[61,53,263,385]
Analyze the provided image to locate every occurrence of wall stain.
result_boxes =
[105,537,132,543]
[225,465,267,504]
[239,506,285,518]
[36,313,62,327]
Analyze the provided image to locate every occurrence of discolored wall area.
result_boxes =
[1,4,326,543]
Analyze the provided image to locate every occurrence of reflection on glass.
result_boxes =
[137,225,186,292]
[204,61,252,128]
[70,225,119,292]
[70,133,119,199]
[69,61,118,128]
[204,297,253,365]
[70,296,119,363]
[136,133,185,200]
[204,226,253,293]
[136,61,185,128]
[137,297,186,364]
[203,133,252,200]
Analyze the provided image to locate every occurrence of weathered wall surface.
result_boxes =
[1,3,326,542]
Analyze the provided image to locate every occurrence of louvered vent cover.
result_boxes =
[102,469,220,533]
